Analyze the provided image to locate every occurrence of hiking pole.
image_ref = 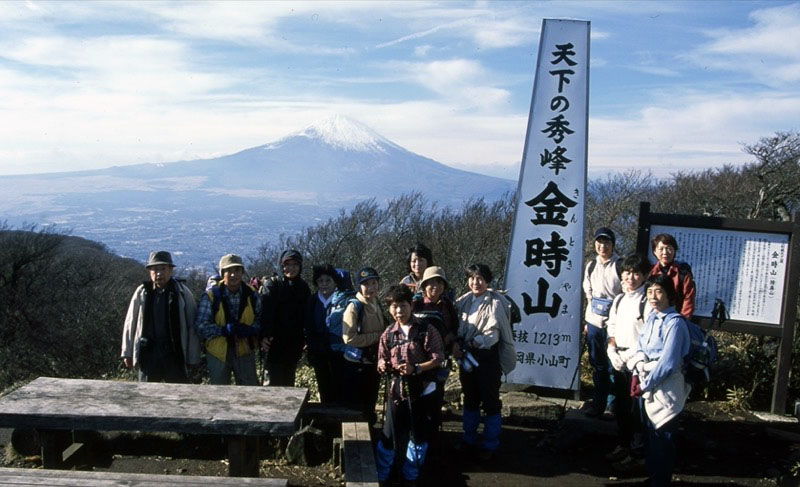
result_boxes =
[402,374,422,475]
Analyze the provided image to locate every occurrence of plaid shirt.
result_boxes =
[379,320,443,370]
[378,318,443,400]
[195,285,262,340]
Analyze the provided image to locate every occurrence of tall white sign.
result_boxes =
[504,19,589,389]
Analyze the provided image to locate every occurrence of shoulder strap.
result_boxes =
[638,294,647,321]
[349,298,364,334]
[614,259,623,279]
[612,293,624,315]
[587,259,596,278]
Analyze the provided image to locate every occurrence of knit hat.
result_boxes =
[419,266,449,289]
[218,253,244,274]
[280,249,303,265]
[146,251,175,268]
[356,267,380,285]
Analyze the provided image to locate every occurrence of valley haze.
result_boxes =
[0,115,514,270]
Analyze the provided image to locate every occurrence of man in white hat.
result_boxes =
[121,251,201,382]
[195,253,261,385]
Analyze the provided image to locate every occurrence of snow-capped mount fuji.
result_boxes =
[277,114,400,153]
[166,114,514,204]
[0,115,514,266]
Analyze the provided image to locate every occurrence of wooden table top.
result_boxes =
[0,377,308,436]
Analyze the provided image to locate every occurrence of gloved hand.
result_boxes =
[234,323,257,337]
[630,375,643,397]
[607,346,624,371]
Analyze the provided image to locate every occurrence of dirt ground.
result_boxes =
[2,397,799,487]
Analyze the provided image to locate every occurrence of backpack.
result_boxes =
[684,319,717,385]
[325,288,362,355]
[489,291,517,375]
[494,289,522,326]
[663,312,717,385]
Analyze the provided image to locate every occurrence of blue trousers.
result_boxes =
[643,406,679,486]
[586,324,612,410]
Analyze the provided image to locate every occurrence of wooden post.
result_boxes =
[38,430,68,469]
[771,213,800,413]
[228,436,260,477]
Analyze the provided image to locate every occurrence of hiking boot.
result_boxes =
[612,454,645,473]
[604,445,628,462]
[453,440,477,453]
[477,449,496,461]
[583,405,602,418]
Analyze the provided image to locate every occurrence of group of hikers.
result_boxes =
[584,227,698,487]
[120,230,700,486]
[121,243,512,486]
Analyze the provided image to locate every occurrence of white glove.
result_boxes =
[618,348,635,365]
[607,346,624,371]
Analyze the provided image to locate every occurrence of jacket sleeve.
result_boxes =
[679,269,696,319]
[582,261,593,300]
[180,284,202,366]
[259,279,277,339]
[377,328,391,371]
[121,287,142,359]
[194,293,221,340]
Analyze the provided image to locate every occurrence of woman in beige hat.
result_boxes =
[412,265,458,442]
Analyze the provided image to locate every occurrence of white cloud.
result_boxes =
[588,90,800,176]
[690,3,800,86]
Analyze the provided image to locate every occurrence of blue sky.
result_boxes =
[1,0,798,179]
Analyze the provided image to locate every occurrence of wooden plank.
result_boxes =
[0,467,287,486]
[0,378,308,436]
[342,422,378,487]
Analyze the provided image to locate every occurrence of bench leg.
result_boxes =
[38,430,69,469]
[227,435,260,477]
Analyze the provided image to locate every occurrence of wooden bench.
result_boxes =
[0,377,308,478]
[0,467,287,486]
[341,422,379,487]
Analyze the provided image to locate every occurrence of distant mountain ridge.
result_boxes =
[0,115,514,267]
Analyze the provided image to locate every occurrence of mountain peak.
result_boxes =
[287,114,397,153]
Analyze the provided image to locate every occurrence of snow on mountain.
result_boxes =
[270,114,399,154]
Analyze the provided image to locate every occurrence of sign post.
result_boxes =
[637,202,800,413]
[504,19,590,389]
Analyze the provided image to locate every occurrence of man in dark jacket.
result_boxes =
[260,249,311,386]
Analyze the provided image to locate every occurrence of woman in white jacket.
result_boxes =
[627,274,690,486]
[453,263,510,461]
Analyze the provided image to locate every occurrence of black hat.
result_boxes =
[356,267,380,285]
[594,227,616,244]
[312,264,337,285]
[146,251,175,268]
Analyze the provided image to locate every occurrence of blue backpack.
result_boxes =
[325,288,362,354]
[682,317,717,385]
